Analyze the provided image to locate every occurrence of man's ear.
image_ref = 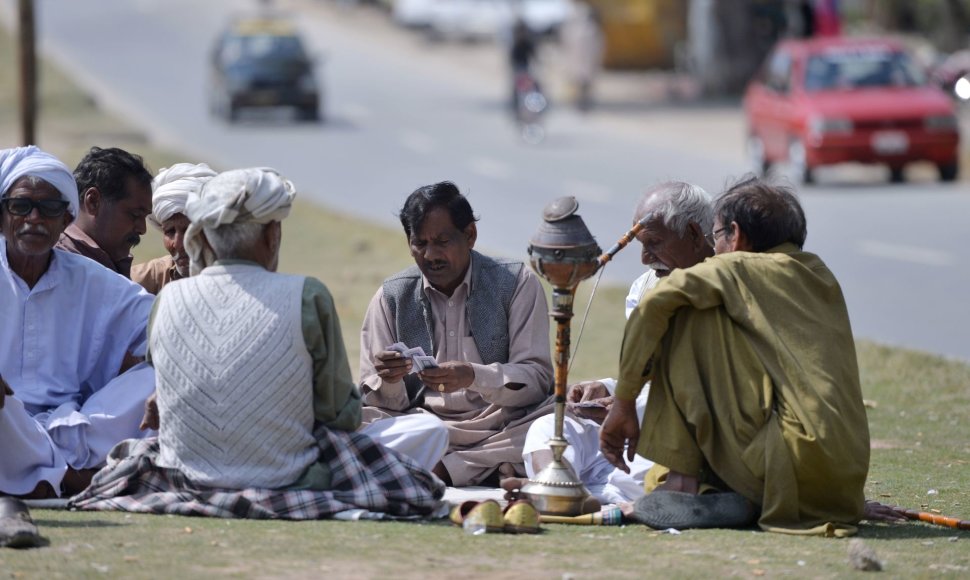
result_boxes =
[81,187,101,215]
[464,222,477,249]
[264,221,282,246]
[728,221,753,252]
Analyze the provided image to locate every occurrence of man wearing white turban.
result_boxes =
[138,167,448,473]
[0,146,156,499]
[131,162,217,294]
[74,168,446,519]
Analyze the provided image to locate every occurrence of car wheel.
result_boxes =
[788,139,813,185]
[938,163,959,182]
[889,166,905,183]
[746,134,771,176]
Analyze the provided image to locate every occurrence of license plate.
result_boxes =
[871,131,909,155]
[249,91,280,106]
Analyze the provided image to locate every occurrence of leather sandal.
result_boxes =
[0,497,46,549]
[632,490,757,530]
[449,500,505,533]
[503,499,541,534]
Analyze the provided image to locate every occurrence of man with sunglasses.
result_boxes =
[601,176,871,535]
[0,146,155,499]
[55,146,153,279]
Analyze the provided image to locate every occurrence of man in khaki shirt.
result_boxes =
[360,181,554,487]
[601,177,870,535]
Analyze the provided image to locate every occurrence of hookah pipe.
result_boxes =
[892,507,970,530]
[598,214,651,267]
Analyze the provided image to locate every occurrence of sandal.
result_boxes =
[632,490,757,530]
[0,497,46,549]
[449,500,505,533]
[503,499,541,534]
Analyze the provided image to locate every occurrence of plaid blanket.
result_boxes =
[70,425,446,520]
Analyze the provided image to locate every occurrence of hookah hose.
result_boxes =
[569,215,651,370]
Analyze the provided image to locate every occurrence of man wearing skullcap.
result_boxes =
[73,168,445,519]
[56,146,152,278]
[0,146,156,499]
[131,162,217,294]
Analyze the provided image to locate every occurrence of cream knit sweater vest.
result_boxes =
[152,263,316,489]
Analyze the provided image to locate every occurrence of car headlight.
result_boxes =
[924,114,958,131]
[808,117,853,136]
[298,75,317,92]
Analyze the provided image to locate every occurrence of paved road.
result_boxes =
[9,0,970,361]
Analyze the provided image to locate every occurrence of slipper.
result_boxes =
[449,500,505,533]
[0,497,46,549]
[503,499,540,534]
[632,490,757,530]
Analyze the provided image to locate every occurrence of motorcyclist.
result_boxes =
[508,19,537,110]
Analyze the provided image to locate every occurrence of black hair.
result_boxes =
[714,175,807,251]
[73,146,152,203]
[398,181,478,239]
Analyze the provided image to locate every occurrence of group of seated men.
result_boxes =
[1,143,892,533]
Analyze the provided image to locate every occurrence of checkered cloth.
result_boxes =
[70,425,446,520]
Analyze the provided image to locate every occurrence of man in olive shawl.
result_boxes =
[601,177,870,536]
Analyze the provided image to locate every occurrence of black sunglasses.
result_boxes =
[1,197,71,218]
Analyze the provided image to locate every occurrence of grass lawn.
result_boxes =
[2,23,970,579]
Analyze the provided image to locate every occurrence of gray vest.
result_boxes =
[383,251,523,405]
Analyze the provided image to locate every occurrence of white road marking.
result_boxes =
[399,130,436,155]
[857,240,957,267]
[467,157,512,180]
[559,178,613,204]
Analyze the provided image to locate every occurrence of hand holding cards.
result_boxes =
[386,342,439,373]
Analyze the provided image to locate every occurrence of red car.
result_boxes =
[744,37,960,184]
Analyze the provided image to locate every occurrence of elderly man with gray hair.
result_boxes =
[506,181,714,507]
[131,162,217,294]
[73,168,445,519]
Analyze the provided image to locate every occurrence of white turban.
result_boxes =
[184,167,296,275]
[0,145,79,218]
[149,162,218,229]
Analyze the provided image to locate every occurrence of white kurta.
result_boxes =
[523,271,658,504]
[0,243,155,495]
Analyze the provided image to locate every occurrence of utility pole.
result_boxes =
[19,0,37,146]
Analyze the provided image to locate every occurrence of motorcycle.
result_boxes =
[513,71,548,144]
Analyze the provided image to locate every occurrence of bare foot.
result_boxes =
[656,470,700,494]
[500,477,529,501]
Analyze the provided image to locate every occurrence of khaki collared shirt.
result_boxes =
[360,258,553,420]
[131,255,183,295]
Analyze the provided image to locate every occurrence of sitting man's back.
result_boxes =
[71,168,444,519]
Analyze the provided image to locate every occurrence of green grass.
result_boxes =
[2,22,970,580]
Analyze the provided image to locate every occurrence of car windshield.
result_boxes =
[220,34,306,66]
[804,49,925,91]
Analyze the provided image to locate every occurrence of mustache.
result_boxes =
[646,262,669,272]
[17,226,50,237]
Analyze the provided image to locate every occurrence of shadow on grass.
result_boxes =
[33,519,125,529]
[859,522,968,539]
